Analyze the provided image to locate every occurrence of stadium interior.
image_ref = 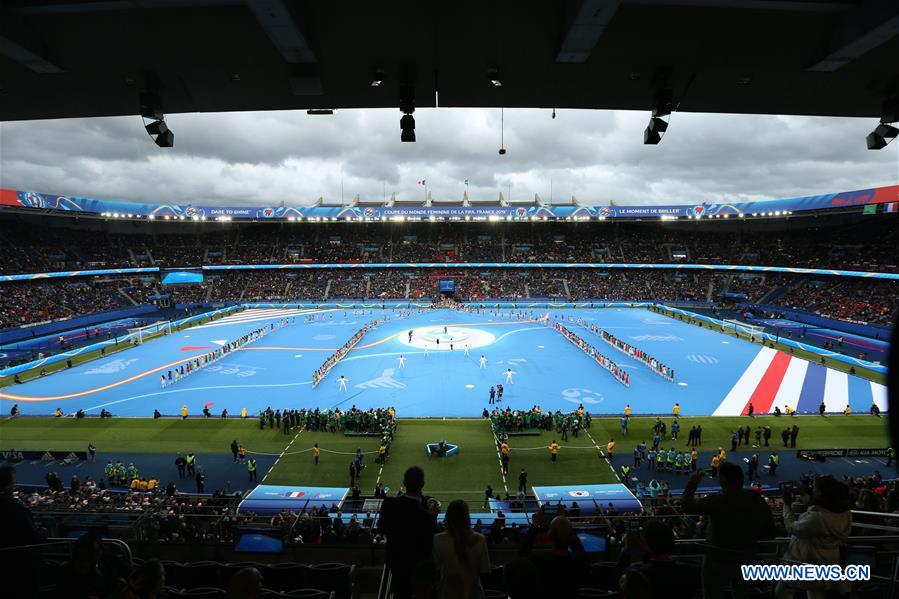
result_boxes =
[1,1,898,599]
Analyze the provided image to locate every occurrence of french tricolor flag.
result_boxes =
[713,347,887,416]
[884,203,897,213]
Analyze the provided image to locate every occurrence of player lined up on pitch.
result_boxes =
[312,319,381,388]
[159,321,281,390]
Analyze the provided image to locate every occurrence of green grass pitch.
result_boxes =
[0,415,890,505]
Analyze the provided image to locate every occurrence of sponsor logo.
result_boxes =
[287,491,306,498]
[599,207,614,217]
[356,369,406,389]
[569,490,590,498]
[364,208,377,217]
[692,205,705,216]
[561,388,603,405]
[85,358,138,375]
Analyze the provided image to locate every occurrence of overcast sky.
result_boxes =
[1,108,897,207]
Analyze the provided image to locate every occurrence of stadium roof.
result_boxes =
[1,0,898,122]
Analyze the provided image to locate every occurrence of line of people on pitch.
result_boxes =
[549,320,631,386]
[159,323,274,390]
[311,320,377,387]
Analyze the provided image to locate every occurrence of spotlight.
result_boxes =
[866,124,898,150]
[370,70,385,87]
[139,92,163,120]
[643,89,673,145]
[400,114,416,142]
[145,120,174,147]
[400,84,416,142]
[487,69,502,87]
[399,85,416,115]
[643,117,668,145]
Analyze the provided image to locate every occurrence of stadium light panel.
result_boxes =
[487,69,502,87]
[370,70,385,87]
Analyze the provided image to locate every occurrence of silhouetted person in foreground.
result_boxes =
[378,466,438,599]
[681,461,775,599]
[0,465,43,598]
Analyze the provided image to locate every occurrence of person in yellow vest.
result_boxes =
[500,441,510,474]
[130,477,141,490]
[181,405,188,420]
[607,439,616,463]
[549,440,560,462]
[147,478,158,490]
[673,403,681,418]
[785,404,796,416]
[247,457,257,482]
[238,445,247,464]
[843,404,851,416]
[378,443,387,464]
[624,404,631,417]
[313,443,321,465]
[710,453,720,477]
[389,407,396,418]
[240,407,247,419]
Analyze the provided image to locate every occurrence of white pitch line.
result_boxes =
[261,426,306,483]
[488,421,509,494]
[584,429,622,483]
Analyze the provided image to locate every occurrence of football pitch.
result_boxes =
[0,414,890,504]
[1,306,888,418]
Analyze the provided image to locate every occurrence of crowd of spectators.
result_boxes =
[2,268,896,330]
[3,215,899,273]
[0,279,130,329]
[3,444,899,598]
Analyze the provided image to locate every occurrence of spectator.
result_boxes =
[227,567,263,599]
[61,532,119,599]
[681,461,775,599]
[625,520,699,599]
[122,558,165,599]
[776,476,852,599]
[378,465,438,599]
[503,557,539,599]
[0,465,42,598]
[432,499,490,599]
[519,510,588,597]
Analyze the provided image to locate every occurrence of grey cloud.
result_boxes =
[1,107,896,207]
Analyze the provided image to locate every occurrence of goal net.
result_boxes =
[127,321,172,344]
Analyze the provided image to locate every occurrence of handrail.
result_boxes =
[376,563,392,599]
[0,536,133,565]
